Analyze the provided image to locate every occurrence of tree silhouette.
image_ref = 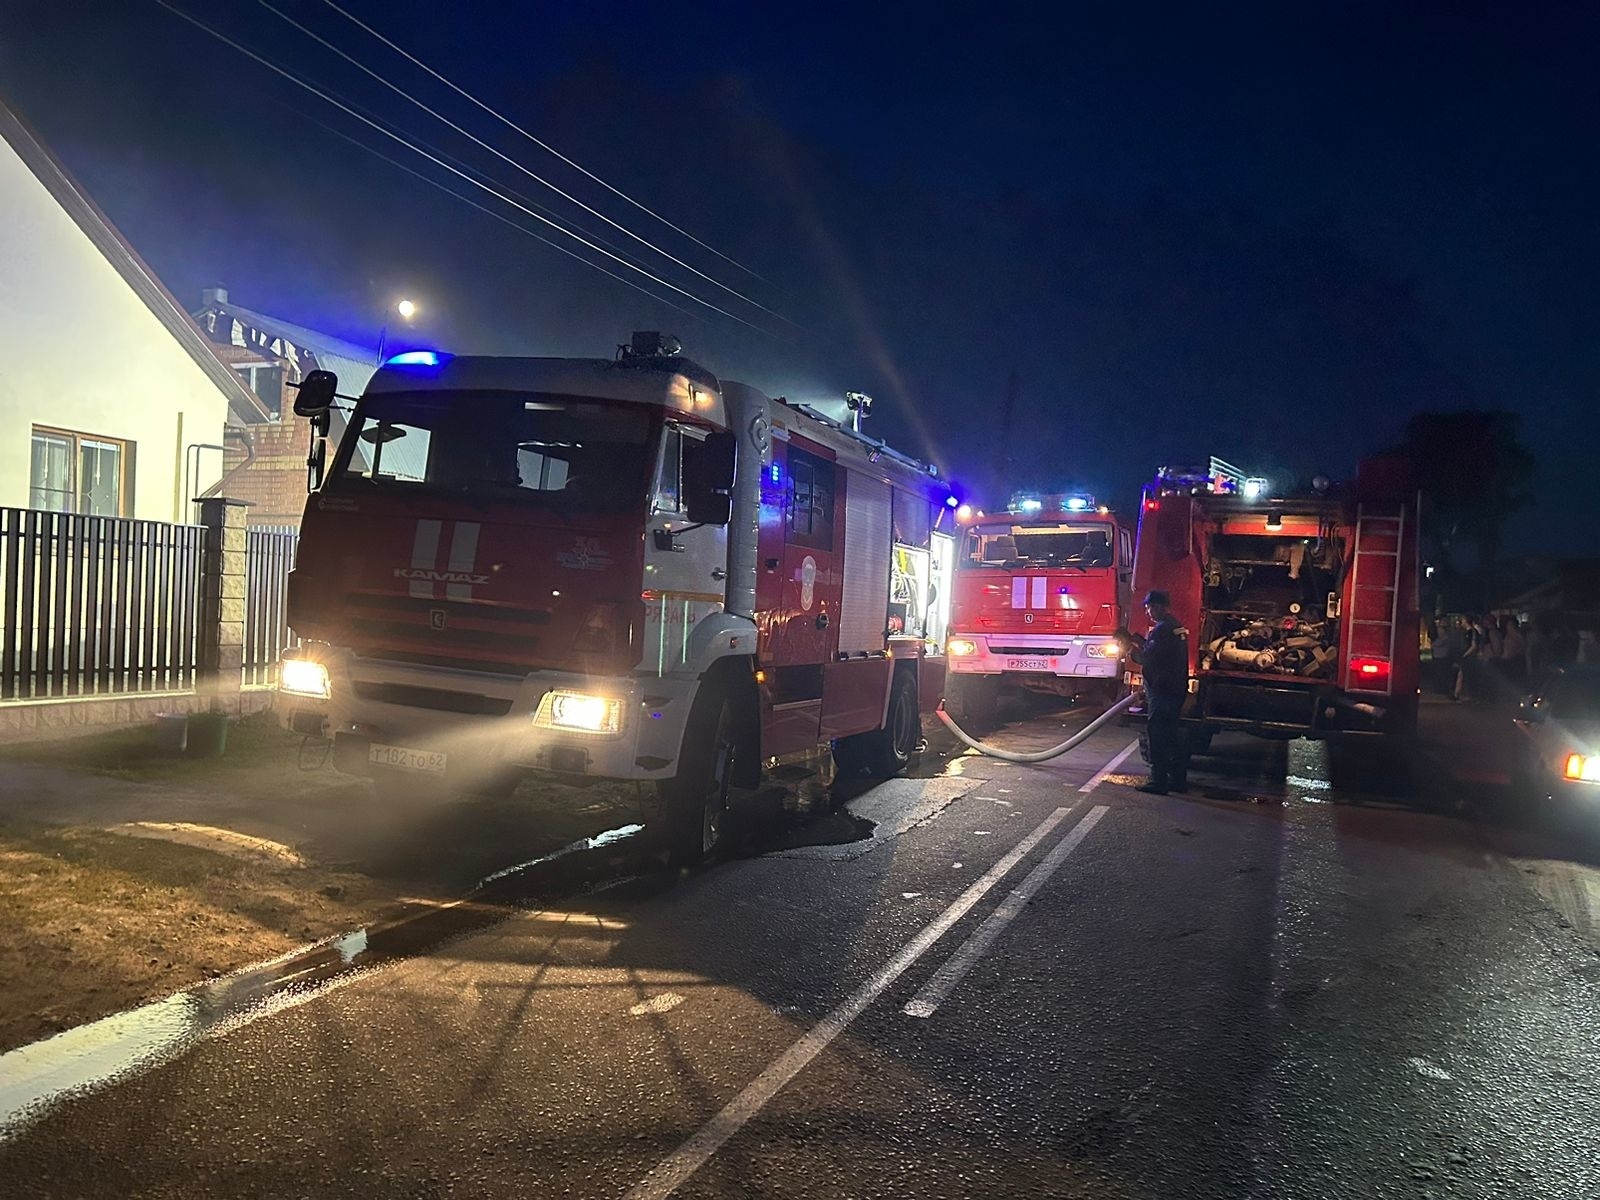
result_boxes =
[1391,411,1535,600]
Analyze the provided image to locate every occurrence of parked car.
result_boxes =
[1510,666,1600,816]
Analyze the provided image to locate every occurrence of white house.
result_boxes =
[0,96,262,524]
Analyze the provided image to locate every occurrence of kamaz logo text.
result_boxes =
[393,567,489,585]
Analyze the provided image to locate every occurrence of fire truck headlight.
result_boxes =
[1085,642,1122,658]
[947,638,978,658]
[534,690,623,735]
[1564,753,1600,784]
[279,658,331,700]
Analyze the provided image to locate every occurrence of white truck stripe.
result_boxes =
[409,519,442,598]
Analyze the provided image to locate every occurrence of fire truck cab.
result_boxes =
[1128,458,1419,748]
[276,334,956,861]
[944,494,1133,723]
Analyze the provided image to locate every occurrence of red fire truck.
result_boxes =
[1126,458,1419,749]
[944,494,1133,723]
[276,334,957,861]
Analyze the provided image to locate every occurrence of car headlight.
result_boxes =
[279,658,331,700]
[1564,753,1600,784]
[1085,642,1122,658]
[947,638,978,657]
[533,690,623,735]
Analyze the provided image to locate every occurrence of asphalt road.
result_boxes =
[4,702,1599,1198]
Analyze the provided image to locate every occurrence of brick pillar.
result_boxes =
[196,497,251,710]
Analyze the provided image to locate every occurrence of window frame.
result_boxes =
[29,425,134,517]
[786,447,836,550]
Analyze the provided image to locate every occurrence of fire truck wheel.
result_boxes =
[945,675,999,730]
[660,691,739,866]
[836,671,921,780]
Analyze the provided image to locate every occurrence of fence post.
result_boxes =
[196,497,251,710]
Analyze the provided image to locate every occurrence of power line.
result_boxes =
[316,0,765,284]
[289,81,658,276]
[262,0,788,326]
[154,2,766,331]
[281,100,697,320]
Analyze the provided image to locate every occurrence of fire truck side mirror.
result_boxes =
[684,430,736,525]
[293,369,339,417]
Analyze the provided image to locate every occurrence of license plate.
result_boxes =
[368,743,448,774]
[1006,657,1053,671]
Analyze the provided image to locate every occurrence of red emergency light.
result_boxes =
[1349,656,1391,687]
[1144,498,1160,512]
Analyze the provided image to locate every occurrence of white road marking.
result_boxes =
[1079,738,1141,793]
[624,806,1080,1200]
[904,805,1108,1019]
[901,893,922,900]
[630,992,686,1017]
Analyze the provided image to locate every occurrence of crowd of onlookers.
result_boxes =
[1425,613,1598,702]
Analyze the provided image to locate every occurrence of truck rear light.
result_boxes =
[1349,656,1391,686]
[573,603,619,654]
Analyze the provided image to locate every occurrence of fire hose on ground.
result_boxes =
[935,692,1140,764]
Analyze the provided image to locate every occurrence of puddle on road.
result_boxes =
[0,821,656,1141]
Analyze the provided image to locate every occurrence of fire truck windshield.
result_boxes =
[329,390,657,514]
[962,522,1115,570]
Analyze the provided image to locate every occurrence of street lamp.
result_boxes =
[377,298,419,363]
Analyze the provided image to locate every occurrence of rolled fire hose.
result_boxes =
[936,692,1140,764]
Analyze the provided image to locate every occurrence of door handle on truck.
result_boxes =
[711,567,727,581]
[815,613,830,630]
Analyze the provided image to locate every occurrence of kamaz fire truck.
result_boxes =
[1126,458,1419,750]
[275,334,956,861]
[944,494,1133,724]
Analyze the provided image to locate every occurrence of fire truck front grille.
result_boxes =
[988,645,1068,656]
[352,682,514,717]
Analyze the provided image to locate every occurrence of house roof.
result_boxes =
[201,300,380,400]
[0,92,272,424]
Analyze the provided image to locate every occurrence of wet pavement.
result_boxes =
[2,700,1598,1197]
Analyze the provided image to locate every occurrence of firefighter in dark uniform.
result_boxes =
[1122,590,1191,794]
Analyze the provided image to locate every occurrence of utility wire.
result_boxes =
[284,80,657,275]
[316,0,765,284]
[263,0,788,325]
[282,100,696,319]
[154,2,765,331]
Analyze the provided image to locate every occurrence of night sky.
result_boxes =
[2,1,1595,550]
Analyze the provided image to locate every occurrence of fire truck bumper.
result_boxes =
[277,649,697,785]
[945,635,1123,679]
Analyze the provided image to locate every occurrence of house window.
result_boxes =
[29,427,132,516]
[233,363,284,410]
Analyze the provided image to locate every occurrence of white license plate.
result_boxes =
[368,743,448,774]
[1006,657,1053,671]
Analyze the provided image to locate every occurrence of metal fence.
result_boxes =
[0,508,206,700]
[244,525,299,686]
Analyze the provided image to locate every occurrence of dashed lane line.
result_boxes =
[624,803,1083,1200]
[904,805,1108,1018]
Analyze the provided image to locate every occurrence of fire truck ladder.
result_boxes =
[1348,502,1405,695]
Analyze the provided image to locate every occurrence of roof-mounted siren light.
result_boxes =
[1064,494,1094,512]
[1242,477,1269,501]
[626,331,682,358]
[1208,456,1248,495]
[844,391,873,433]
